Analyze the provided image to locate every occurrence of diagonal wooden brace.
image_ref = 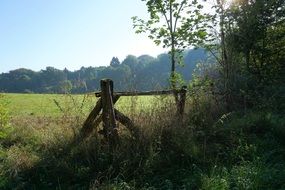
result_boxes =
[80,97,103,139]
[115,109,139,138]
[79,95,120,141]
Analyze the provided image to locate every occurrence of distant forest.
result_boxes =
[0,48,208,93]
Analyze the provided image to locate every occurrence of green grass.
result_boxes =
[2,93,172,118]
[1,93,284,189]
[4,93,99,117]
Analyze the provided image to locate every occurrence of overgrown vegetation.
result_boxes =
[0,80,284,189]
[0,0,284,189]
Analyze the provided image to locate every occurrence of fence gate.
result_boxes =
[79,79,187,147]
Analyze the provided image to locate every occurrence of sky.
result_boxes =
[0,0,220,73]
[0,0,167,73]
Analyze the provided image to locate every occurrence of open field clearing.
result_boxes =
[0,0,284,188]
[0,91,284,189]
[2,93,174,118]
[3,93,97,117]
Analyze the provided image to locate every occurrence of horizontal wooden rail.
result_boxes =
[80,79,187,148]
[94,89,185,97]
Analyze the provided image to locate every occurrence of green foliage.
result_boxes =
[0,95,11,140]
[132,0,211,88]
[0,49,207,93]
[110,57,121,67]
[205,0,285,111]
[0,95,9,129]
[58,80,73,94]
[132,0,209,49]
[0,0,284,188]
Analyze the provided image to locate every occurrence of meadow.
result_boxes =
[3,93,169,117]
[0,0,284,188]
[0,92,284,189]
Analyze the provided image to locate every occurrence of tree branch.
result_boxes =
[174,0,186,33]
[157,1,171,32]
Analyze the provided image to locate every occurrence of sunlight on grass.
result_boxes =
[3,93,175,118]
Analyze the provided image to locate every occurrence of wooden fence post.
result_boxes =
[101,79,119,147]
[178,86,187,117]
[80,79,187,144]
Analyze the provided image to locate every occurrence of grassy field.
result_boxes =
[1,93,284,189]
[3,93,97,117]
[2,93,173,117]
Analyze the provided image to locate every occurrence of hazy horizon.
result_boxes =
[1,51,171,73]
[0,0,214,73]
[0,0,167,73]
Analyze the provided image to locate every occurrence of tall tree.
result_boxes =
[110,57,120,67]
[208,0,285,110]
[132,0,208,90]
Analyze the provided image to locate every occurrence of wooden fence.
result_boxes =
[79,79,187,147]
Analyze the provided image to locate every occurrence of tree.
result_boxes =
[132,0,209,90]
[110,57,120,67]
[122,55,139,73]
[58,80,73,94]
[207,0,285,110]
[231,0,284,81]
[212,0,233,110]
[0,50,207,93]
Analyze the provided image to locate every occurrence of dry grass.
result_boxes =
[4,145,40,178]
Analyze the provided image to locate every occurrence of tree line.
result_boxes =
[0,49,207,93]
[133,0,284,111]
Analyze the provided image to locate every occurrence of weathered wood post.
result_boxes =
[80,98,102,139]
[178,85,187,117]
[79,79,186,144]
[100,79,119,147]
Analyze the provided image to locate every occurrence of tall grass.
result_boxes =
[0,92,284,189]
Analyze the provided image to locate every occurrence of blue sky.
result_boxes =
[0,0,165,73]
